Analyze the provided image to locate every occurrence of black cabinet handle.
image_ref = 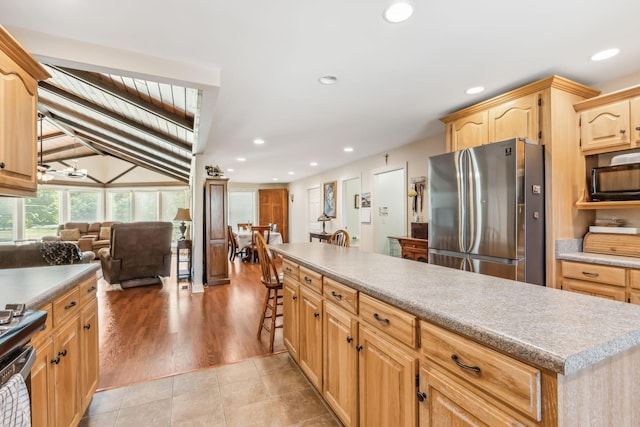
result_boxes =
[451,354,481,373]
[314,312,320,318]
[304,277,312,283]
[636,126,640,131]
[58,349,67,357]
[87,286,97,293]
[373,313,390,324]
[84,323,91,330]
[292,295,298,301]
[64,301,77,310]
[346,336,353,343]
[417,391,427,402]
[285,267,292,273]
[620,129,626,134]
[356,345,363,352]
[0,162,5,169]
[331,291,342,300]
[51,357,60,365]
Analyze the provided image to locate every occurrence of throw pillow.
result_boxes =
[99,226,111,240]
[60,228,81,241]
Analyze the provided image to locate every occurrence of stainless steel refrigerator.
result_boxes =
[428,138,545,285]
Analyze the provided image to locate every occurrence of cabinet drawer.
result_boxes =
[79,276,98,305]
[562,278,626,302]
[421,322,541,422]
[359,293,417,348]
[561,261,625,286]
[53,287,80,327]
[629,269,640,290]
[299,266,322,294]
[323,277,358,315]
[283,259,299,280]
[31,302,52,344]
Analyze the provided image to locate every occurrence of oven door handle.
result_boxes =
[17,346,36,381]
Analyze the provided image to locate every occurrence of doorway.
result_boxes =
[373,167,405,255]
[342,177,361,247]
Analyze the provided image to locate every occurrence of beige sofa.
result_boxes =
[44,221,120,255]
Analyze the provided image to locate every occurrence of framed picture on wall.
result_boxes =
[323,181,337,217]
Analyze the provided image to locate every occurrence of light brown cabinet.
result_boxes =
[560,259,640,304]
[258,188,289,242]
[204,178,230,285]
[441,75,600,287]
[0,25,50,197]
[31,273,99,427]
[298,286,323,390]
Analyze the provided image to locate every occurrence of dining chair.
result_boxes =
[237,223,252,231]
[255,232,283,352]
[227,225,245,261]
[328,229,350,247]
[246,225,271,262]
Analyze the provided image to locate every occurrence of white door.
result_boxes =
[342,177,361,247]
[373,168,405,255]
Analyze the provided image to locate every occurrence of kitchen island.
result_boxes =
[271,242,640,426]
[0,263,100,427]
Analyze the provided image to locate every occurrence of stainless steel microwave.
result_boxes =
[591,163,640,201]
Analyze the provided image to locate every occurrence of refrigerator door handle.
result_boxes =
[457,150,467,253]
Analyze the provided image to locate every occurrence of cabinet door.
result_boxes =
[80,299,99,409]
[258,188,289,242]
[323,302,358,427]
[283,278,300,361]
[0,55,38,196]
[448,111,489,151]
[204,179,230,285]
[299,288,323,390]
[54,317,81,427]
[580,100,630,152]
[562,278,626,302]
[359,325,417,427]
[418,365,518,427]
[488,93,539,142]
[31,338,54,427]
[631,96,640,147]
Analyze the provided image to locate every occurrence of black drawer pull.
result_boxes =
[58,349,67,357]
[304,277,312,283]
[87,286,97,293]
[373,313,390,324]
[84,323,91,330]
[451,354,481,373]
[314,312,320,318]
[51,357,60,365]
[64,301,77,310]
[285,267,292,272]
[346,336,353,343]
[582,271,599,278]
[331,291,343,300]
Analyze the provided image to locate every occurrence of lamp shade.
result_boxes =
[317,213,331,222]
[174,208,192,222]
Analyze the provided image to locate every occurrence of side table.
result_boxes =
[309,232,331,243]
[176,239,192,281]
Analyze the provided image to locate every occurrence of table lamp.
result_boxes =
[174,208,192,240]
[317,213,331,234]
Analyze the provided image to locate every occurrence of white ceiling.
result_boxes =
[3,0,640,183]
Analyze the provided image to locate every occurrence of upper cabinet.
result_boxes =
[574,86,640,155]
[441,75,600,288]
[0,25,50,197]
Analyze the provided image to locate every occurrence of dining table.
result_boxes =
[235,230,283,251]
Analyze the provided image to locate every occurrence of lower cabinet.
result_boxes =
[560,260,628,302]
[323,301,358,427]
[298,287,323,390]
[282,277,300,361]
[359,325,418,427]
[31,274,99,427]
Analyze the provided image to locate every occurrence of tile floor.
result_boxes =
[79,352,342,427]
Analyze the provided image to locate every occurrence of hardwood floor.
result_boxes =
[97,256,285,390]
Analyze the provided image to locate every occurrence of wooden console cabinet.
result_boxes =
[395,237,428,262]
[30,273,99,427]
[0,25,50,197]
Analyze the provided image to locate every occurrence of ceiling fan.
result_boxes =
[37,114,88,182]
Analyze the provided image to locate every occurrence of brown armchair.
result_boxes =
[99,222,173,289]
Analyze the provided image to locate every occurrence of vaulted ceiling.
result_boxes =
[37,64,199,184]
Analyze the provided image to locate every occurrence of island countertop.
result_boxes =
[271,243,640,376]
[0,264,100,309]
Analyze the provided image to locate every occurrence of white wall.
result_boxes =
[287,134,446,252]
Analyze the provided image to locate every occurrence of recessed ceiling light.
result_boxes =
[236,157,246,162]
[272,178,279,181]
[253,138,265,145]
[465,86,485,95]
[344,147,354,153]
[288,171,295,175]
[227,168,234,172]
[319,75,338,85]
[384,2,413,23]
[590,48,620,61]
[310,162,318,166]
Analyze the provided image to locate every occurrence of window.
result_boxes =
[109,192,132,222]
[162,190,189,240]
[228,191,255,232]
[24,189,60,240]
[134,192,158,221]
[0,198,16,242]
[69,190,100,223]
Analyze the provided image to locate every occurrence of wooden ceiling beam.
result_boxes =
[39,82,193,152]
[39,109,105,156]
[52,66,195,131]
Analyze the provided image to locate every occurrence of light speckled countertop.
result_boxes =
[271,243,640,376]
[557,251,640,268]
[0,264,100,309]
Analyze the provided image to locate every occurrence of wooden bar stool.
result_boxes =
[255,232,283,352]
